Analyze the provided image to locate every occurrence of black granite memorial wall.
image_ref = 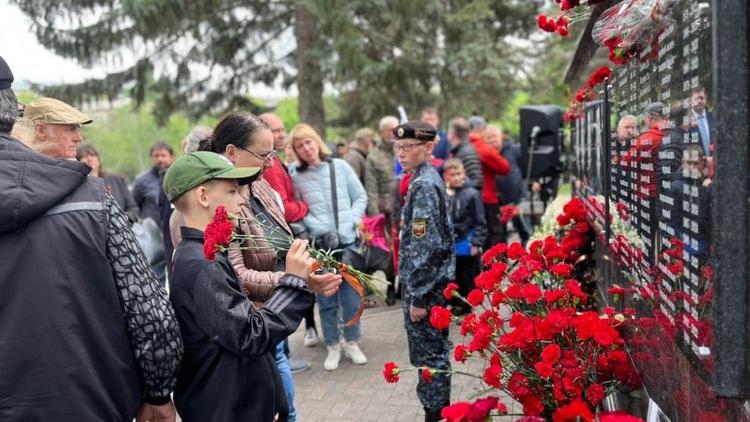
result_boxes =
[571,0,750,419]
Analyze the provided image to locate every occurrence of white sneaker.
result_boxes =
[342,341,368,365]
[324,344,341,371]
[304,327,319,347]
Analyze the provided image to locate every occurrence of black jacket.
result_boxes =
[171,227,314,422]
[0,134,177,420]
[496,142,525,205]
[448,181,487,247]
[133,167,164,223]
[451,140,483,190]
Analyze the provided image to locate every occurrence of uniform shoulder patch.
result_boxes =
[412,219,427,238]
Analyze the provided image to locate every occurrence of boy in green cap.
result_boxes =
[164,151,341,421]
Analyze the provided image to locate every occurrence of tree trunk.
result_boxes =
[294,2,326,140]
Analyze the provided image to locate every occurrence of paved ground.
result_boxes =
[288,296,520,422]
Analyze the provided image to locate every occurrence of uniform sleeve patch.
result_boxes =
[412,219,427,238]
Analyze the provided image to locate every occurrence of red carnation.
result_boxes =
[466,396,499,421]
[441,402,471,422]
[454,344,469,362]
[510,265,533,284]
[550,262,573,277]
[522,283,542,304]
[382,361,400,383]
[541,344,562,363]
[507,242,527,260]
[467,289,485,307]
[421,368,433,384]
[482,242,507,267]
[520,395,544,416]
[534,361,554,378]
[551,399,595,422]
[586,383,606,406]
[203,206,234,260]
[483,364,503,388]
[429,305,453,330]
[444,282,460,300]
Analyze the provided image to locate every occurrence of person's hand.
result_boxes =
[409,305,427,322]
[531,181,542,193]
[285,239,314,279]
[309,272,343,297]
[136,401,176,422]
[470,246,481,257]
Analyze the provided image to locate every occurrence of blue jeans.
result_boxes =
[318,277,362,346]
[275,341,296,422]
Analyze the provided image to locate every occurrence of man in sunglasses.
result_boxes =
[394,120,455,422]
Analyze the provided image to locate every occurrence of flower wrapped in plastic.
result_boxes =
[592,0,676,64]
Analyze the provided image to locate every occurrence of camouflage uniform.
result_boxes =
[365,139,395,216]
[399,161,455,413]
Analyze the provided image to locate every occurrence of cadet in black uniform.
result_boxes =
[394,120,455,422]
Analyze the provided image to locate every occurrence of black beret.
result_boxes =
[0,56,13,90]
[392,120,437,142]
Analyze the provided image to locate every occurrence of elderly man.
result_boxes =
[23,96,92,158]
[366,116,398,217]
[344,127,375,186]
[0,57,182,421]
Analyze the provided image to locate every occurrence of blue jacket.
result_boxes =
[292,158,368,246]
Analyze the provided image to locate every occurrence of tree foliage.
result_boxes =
[12,0,297,124]
[315,0,543,126]
[14,0,585,134]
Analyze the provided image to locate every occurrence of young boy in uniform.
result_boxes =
[394,121,455,422]
[163,151,340,421]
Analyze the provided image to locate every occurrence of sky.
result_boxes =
[0,0,292,99]
[0,0,106,86]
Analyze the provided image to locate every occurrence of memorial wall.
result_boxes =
[571,0,750,419]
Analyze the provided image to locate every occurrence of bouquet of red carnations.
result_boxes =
[204,206,386,325]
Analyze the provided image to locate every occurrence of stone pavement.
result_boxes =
[287,297,520,422]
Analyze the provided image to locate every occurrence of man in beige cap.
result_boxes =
[24,97,92,159]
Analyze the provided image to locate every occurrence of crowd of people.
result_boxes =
[0,55,535,422]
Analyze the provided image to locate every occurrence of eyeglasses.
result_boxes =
[240,146,277,163]
[393,142,426,153]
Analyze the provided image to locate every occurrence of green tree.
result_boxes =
[11,0,326,132]
[314,0,542,126]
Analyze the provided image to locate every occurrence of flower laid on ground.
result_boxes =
[383,361,400,383]
[383,197,644,421]
[203,206,387,326]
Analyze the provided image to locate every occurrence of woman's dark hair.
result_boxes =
[200,111,268,154]
[76,144,103,173]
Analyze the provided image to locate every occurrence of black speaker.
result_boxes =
[519,105,565,178]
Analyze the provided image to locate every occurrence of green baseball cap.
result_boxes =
[163,151,261,202]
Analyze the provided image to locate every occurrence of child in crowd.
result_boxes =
[443,159,487,315]
[164,151,340,421]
